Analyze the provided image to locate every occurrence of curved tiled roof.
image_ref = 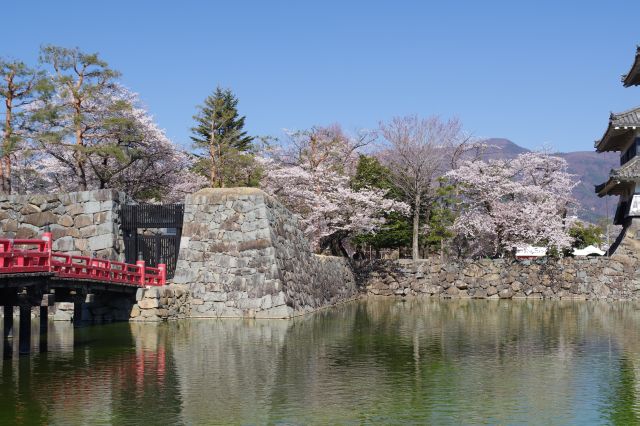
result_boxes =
[594,106,640,152]
[622,46,640,87]
[595,156,640,196]
[612,155,640,179]
[610,106,640,127]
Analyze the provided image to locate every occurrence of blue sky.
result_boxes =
[5,0,640,152]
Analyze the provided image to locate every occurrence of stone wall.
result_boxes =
[130,284,190,322]
[359,255,639,300]
[173,188,358,318]
[49,297,133,322]
[358,218,640,301]
[0,189,128,260]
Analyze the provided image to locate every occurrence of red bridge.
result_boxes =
[0,234,166,287]
[0,232,168,357]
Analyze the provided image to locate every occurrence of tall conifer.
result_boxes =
[191,87,253,187]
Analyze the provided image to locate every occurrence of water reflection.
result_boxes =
[1,299,640,424]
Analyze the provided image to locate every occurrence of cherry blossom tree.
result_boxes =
[379,115,469,260]
[259,125,408,255]
[446,151,578,257]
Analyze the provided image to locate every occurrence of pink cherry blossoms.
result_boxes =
[258,126,409,254]
[446,151,578,257]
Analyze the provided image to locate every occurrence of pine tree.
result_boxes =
[191,87,253,187]
[0,59,43,194]
[34,45,126,191]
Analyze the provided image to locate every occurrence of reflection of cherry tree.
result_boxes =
[259,126,409,255]
[446,151,577,257]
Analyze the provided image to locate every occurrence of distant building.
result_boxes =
[572,245,605,257]
[515,246,547,260]
[594,46,640,255]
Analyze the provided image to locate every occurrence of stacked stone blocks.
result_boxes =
[130,284,190,322]
[0,189,128,260]
[173,188,358,318]
[360,255,640,300]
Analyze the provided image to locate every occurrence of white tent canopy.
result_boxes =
[572,245,606,256]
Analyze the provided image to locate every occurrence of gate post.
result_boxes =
[136,251,146,286]
[42,225,53,270]
[158,261,167,286]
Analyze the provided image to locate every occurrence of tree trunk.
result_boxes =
[3,90,13,194]
[209,157,216,188]
[330,237,349,258]
[4,156,10,195]
[209,130,218,187]
[321,232,350,257]
[218,142,225,188]
[74,103,87,191]
[412,192,421,260]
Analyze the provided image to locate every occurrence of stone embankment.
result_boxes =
[359,218,640,300]
[0,190,128,260]
[130,284,190,322]
[50,298,132,322]
[359,256,639,300]
[173,188,358,319]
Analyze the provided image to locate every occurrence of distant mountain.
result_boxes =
[480,138,618,223]
[482,138,530,158]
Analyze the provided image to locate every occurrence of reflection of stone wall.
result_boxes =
[359,254,640,300]
[173,188,357,318]
[164,299,639,424]
[0,189,128,260]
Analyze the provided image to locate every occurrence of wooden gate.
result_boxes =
[122,204,184,279]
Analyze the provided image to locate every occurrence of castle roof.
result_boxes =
[594,106,640,152]
[623,46,640,87]
[595,156,640,196]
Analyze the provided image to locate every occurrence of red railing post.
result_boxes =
[158,263,166,286]
[136,252,145,287]
[42,226,53,271]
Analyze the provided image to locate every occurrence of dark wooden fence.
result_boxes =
[122,204,184,279]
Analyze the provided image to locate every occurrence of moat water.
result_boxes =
[1,298,640,424]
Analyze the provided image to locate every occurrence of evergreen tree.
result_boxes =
[0,59,43,194]
[33,45,127,191]
[352,155,412,253]
[424,179,458,258]
[568,222,603,250]
[191,87,254,187]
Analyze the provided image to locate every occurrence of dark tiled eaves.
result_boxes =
[622,45,640,87]
[595,107,640,152]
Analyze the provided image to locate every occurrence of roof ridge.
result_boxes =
[611,105,640,119]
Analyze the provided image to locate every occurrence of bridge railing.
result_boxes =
[0,237,165,287]
[0,239,51,273]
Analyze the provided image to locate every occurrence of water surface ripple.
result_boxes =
[1,298,639,425]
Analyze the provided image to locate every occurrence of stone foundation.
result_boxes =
[49,297,133,322]
[173,188,358,318]
[130,284,191,322]
[357,217,640,300]
[358,255,639,300]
